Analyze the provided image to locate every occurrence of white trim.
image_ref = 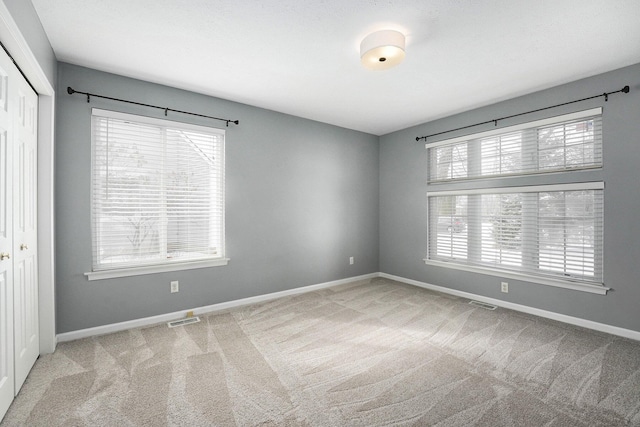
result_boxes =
[379,273,640,342]
[85,258,230,281]
[423,259,608,295]
[427,181,604,197]
[425,107,603,148]
[0,3,57,354]
[37,94,56,352]
[427,165,603,185]
[57,273,379,342]
[92,108,227,134]
[0,3,54,95]
[57,271,640,344]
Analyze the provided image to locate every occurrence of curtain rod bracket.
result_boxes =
[416,84,630,143]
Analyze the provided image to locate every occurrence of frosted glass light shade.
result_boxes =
[360,30,405,70]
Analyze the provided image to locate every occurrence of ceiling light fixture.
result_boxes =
[360,29,406,70]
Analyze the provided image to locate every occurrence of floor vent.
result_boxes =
[167,316,201,328]
[469,300,497,310]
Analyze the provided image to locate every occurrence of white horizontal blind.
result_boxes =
[428,109,602,182]
[428,186,603,285]
[91,109,225,272]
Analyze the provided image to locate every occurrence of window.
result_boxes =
[425,108,606,294]
[86,109,226,280]
[429,108,602,182]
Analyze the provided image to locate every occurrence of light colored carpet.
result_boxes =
[2,277,640,426]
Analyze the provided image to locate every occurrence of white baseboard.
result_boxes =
[56,273,378,343]
[379,272,640,342]
[57,271,640,343]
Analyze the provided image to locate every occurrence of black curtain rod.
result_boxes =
[416,85,630,142]
[67,87,239,127]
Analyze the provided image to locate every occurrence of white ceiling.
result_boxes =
[32,0,640,136]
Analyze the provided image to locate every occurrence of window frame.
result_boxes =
[425,182,606,294]
[424,108,608,295]
[85,108,228,281]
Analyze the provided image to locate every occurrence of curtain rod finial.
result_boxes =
[623,85,630,93]
[67,86,74,95]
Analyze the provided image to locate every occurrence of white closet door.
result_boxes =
[0,47,16,421]
[12,75,38,394]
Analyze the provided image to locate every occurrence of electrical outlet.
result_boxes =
[171,280,179,293]
[349,256,354,265]
[186,310,194,318]
[501,282,508,293]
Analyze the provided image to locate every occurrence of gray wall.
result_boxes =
[57,60,640,335]
[2,0,57,85]
[56,62,379,333]
[379,62,640,332]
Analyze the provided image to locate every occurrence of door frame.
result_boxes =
[0,3,56,353]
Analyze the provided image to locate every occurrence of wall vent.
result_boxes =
[469,300,497,310]
[167,316,201,328]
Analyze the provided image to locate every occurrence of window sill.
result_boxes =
[85,258,230,281]
[423,259,609,295]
